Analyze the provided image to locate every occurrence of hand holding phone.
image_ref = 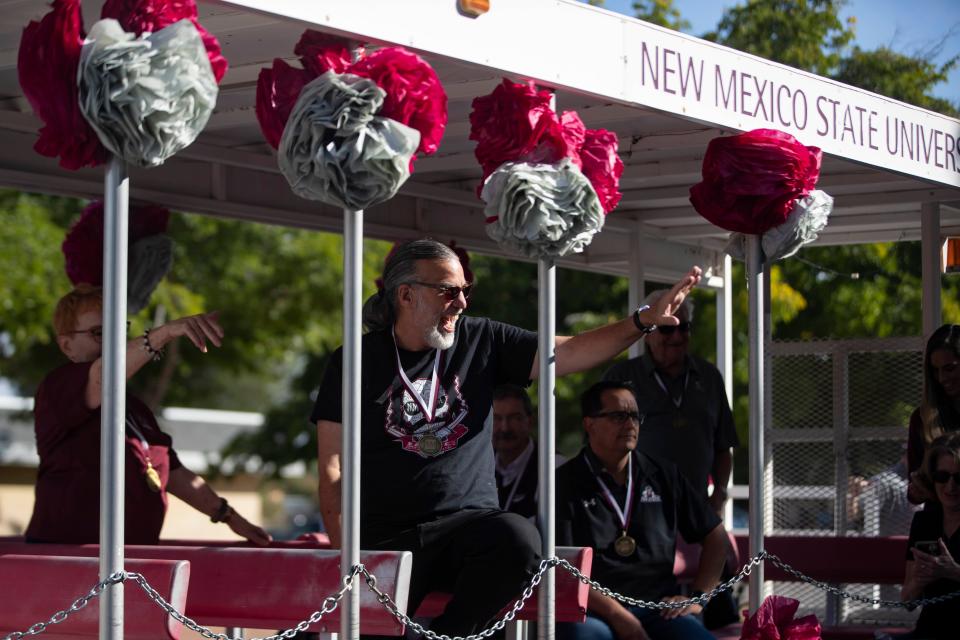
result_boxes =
[915,540,941,556]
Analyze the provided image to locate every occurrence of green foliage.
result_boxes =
[633,0,690,32]
[835,46,959,117]
[705,0,856,76]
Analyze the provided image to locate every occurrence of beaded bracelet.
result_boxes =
[142,329,164,361]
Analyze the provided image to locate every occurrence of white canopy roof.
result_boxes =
[1,0,958,283]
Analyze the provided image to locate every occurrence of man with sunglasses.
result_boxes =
[25,284,271,547]
[556,381,729,640]
[311,239,701,637]
[603,291,738,515]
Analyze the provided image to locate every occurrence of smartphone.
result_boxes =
[914,540,941,556]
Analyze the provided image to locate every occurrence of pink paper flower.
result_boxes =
[740,595,822,640]
[17,0,108,170]
[690,129,822,235]
[294,30,357,77]
[100,0,228,82]
[63,200,171,286]
[256,59,311,150]
[580,129,623,214]
[351,47,448,156]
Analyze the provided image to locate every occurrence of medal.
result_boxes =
[584,455,636,558]
[417,434,442,456]
[614,533,637,557]
[145,460,162,492]
[393,327,443,423]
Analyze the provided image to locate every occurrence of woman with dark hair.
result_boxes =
[908,325,960,504]
[901,433,960,640]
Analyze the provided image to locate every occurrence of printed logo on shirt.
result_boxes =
[639,485,662,503]
[384,374,470,458]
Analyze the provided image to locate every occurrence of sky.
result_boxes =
[600,0,960,106]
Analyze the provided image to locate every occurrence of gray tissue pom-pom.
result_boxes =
[482,158,605,258]
[77,19,218,168]
[278,71,420,210]
[725,190,833,262]
[128,234,173,313]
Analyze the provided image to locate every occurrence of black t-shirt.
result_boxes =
[906,504,960,639]
[310,315,538,541]
[557,447,720,602]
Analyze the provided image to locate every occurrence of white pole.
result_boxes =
[341,208,363,640]
[100,156,128,640]
[628,225,645,360]
[746,235,765,613]
[717,254,734,529]
[920,202,942,340]
[537,258,556,640]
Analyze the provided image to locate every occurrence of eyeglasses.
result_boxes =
[932,470,960,484]
[591,410,643,425]
[411,281,474,301]
[65,321,131,339]
[657,322,691,335]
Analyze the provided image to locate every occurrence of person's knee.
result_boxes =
[493,512,541,571]
[557,615,616,640]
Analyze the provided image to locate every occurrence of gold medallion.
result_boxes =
[614,533,637,557]
[145,461,162,492]
[418,434,442,456]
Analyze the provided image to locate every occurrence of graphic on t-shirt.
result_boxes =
[384,374,470,458]
[639,485,663,503]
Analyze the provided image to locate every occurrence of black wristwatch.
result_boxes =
[632,304,656,335]
[210,497,232,523]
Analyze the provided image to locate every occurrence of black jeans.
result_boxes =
[365,508,542,637]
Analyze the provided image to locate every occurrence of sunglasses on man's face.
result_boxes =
[590,410,644,425]
[657,322,691,336]
[411,281,474,301]
[932,470,960,485]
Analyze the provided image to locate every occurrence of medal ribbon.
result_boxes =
[585,455,635,533]
[653,370,689,409]
[125,416,152,459]
[501,441,534,510]
[392,327,443,422]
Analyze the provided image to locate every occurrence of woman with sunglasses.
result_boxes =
[24,284,271,546]
[901,433,960,640]
[908,325,960,504]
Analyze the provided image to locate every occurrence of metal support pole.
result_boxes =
[717,254,734,529]
[100,156,128,640]
[920,202,942,340]
[341,208,363,640]
[537,258,556,640]
[746,236,765,613]
[628,225,645,360]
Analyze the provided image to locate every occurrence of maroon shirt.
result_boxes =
[25,361,182,544]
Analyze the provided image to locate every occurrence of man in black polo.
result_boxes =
[557,381,729,640]
[603,292,738,514]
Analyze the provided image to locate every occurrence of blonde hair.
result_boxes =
[916,432,960,500]
[53,285,103,335]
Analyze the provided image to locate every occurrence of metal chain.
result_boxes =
[10,552,960,640]
[2,572,125,640]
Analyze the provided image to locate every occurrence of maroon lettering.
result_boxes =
[945,132,957,172]
[855,106,867,146]
[662,48,677,95]
[679,56,703,100]
[919,124,935,164]
[840,105,856,143]
[641,41,658,89]
[752,76,770,120]
[815,96,830,136]
[934,130,944,168]
[899,120,914,160]
[715,65,736,111]
[793,90,808,129]
[868,111,879,151]
[776,85,792,126]
[740,72,754,116]
[885,116,898,155]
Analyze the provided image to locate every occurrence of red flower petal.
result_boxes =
[689,128,822,234]
[256,60,310,150]
[350,47,448,156]
[17,0,108,170]
[580,129,623,214]
[101,0,228,83]
[294,30,357,76]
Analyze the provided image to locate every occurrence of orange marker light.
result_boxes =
[946,237,960,274]
[458,0,490,17]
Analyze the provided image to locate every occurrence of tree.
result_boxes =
[705,0,855,76]
[633,0,690,32]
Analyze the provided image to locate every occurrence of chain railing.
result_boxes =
[6,551,960,640]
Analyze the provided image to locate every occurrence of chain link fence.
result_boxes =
[765,336,924,627]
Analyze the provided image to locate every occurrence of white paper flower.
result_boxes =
[278,71,420,210]
[726,190,833,262]
[482,158,605,258]
[128,234,173,314]
[77,19,218,168]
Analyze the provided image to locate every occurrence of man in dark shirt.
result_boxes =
[557,381,729,640]
[604,292,738,513]
[312,239,702,636]
[493,384,540,519]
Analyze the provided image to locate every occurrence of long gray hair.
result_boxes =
[362,239,459,332]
